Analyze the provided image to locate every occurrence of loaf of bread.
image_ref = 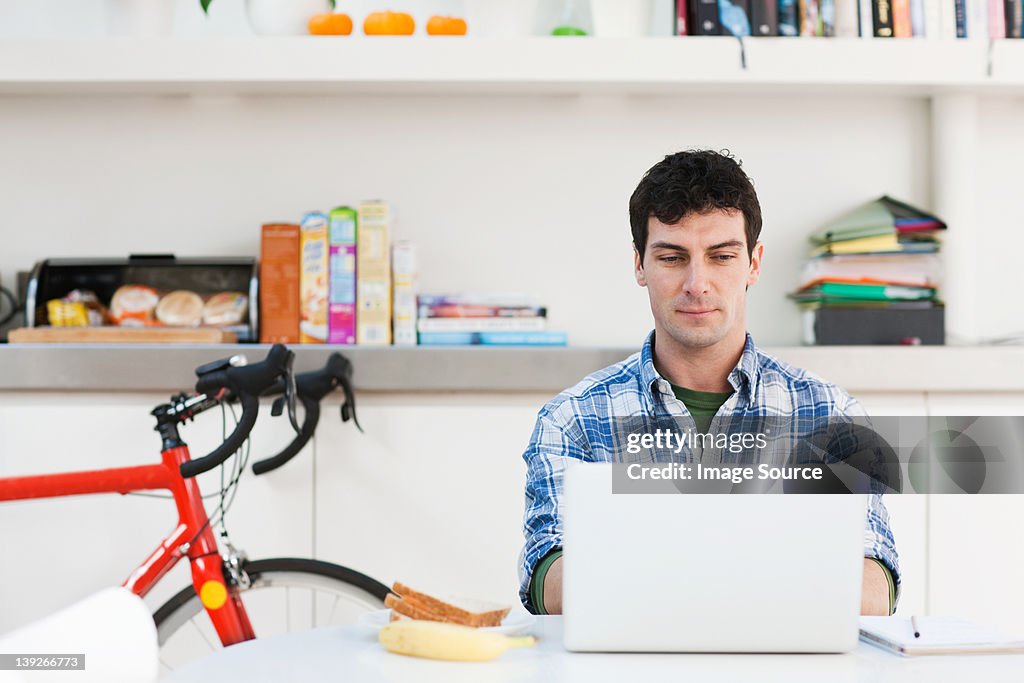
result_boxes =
[203,292,248,326]
[156,290,204,327]
[385,582,510,628]
[110,285,159,325]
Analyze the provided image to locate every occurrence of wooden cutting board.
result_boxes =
[8,326,238,344]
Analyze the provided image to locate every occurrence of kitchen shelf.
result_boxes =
[0,37,1018,96]
[2,343,1023,393]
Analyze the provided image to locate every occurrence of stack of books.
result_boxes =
[790,196,945,345]
[416,295,567,346]
[675,0,1021,39]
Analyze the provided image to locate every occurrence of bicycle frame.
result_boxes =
[0,444,255,646]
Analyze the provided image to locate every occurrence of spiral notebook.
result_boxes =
[859,617,1024,656]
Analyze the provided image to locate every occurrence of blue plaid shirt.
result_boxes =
[519,330,901,611]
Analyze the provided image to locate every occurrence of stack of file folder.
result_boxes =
[790,196,945,345]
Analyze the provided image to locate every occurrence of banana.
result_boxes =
[378,620,536,662]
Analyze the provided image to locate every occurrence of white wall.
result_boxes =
[0,91,940,346]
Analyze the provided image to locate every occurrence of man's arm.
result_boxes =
[862,557,892,616]
[542,555,564,615]
[519,407,589,612]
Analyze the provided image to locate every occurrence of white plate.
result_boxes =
[357,609,535,636]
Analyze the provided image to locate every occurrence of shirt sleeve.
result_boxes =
[865,492,902,608]
[519,407,590,612]
[836,393,903,607]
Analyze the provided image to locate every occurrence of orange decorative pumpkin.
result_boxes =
[426,15,468,35]
[308,13,354,35]
[363,11,416,36]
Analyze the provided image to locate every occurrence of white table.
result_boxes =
[164,616,1024,682]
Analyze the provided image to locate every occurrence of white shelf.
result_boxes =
[0,37,1017,96]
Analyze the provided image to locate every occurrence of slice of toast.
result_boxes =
[390,581,510,628]
[385,593,447,622]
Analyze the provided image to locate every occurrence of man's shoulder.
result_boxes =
[539,351,644,419]
[755,348,858,410]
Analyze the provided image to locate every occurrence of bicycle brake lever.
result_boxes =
[271,396,285,417]
[339,375,362,433]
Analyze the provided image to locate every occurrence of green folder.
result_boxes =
[810,202,895,244]
[791,282,937,302]
[810,196,946,245]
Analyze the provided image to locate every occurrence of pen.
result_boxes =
[912,615,921,639]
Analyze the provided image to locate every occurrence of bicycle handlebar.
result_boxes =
[179,344,295,479]
[250,352,360,476]
[251,395,320,475]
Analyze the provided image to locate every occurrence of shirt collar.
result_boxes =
[639,330,761,408]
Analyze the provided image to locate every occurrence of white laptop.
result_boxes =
[562,462,867,653]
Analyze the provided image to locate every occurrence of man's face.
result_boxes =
[634,209,763,351]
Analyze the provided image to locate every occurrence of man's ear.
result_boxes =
[747,241,764,287]
[634,246,647,287]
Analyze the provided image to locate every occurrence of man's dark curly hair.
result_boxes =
[629,149,762,264]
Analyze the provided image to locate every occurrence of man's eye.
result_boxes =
[659,256,682,263]
[714,255,736,262]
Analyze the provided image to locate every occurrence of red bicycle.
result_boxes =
[0,345,388,671]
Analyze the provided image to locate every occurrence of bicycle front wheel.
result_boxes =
[153,558,388,673]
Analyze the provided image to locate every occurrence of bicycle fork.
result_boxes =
[122,445,256,646]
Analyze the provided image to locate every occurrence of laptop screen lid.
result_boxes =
[562,462,867,653]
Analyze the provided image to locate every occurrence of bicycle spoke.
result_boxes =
[190,618,217,652]
[326,594,342,626]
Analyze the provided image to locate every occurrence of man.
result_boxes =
[519,150,899,617]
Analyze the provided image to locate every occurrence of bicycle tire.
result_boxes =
[153,558,388,658]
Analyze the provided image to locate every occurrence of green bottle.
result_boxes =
[549,0,592,36]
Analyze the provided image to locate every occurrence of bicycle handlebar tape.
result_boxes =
[195,344,294,398]
[180,392,259,478]
[251,396,321,476]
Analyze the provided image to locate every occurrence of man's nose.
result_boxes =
[683,261,711,297]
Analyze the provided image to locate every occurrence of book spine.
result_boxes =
[966,0,989,34]
[821,0,837,33]
[910,0,926,34]
[391,241,417,347]
[720,0,754,35]
[418,331,568,346]
[356,200,392,345]
[259,223,301,344]
[416,294,538,307]
[689,0,724,33]
[299,212,329,344]
[1004,0,1021,36]
[780,0,801,33]
[874,0,895,35]
[751,0,780,33]
[954,0,967,35]
[676,0,690,33]
[417,317,548,333]
[418,304,547,318]
[800,0,820,34]
[893,0,913,34]
[859,0,877,35]
[327,207,357,345]
[939,0,960,34]
[922,0,941,37]
[988,0,1006,36]
[835,0,860,34]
